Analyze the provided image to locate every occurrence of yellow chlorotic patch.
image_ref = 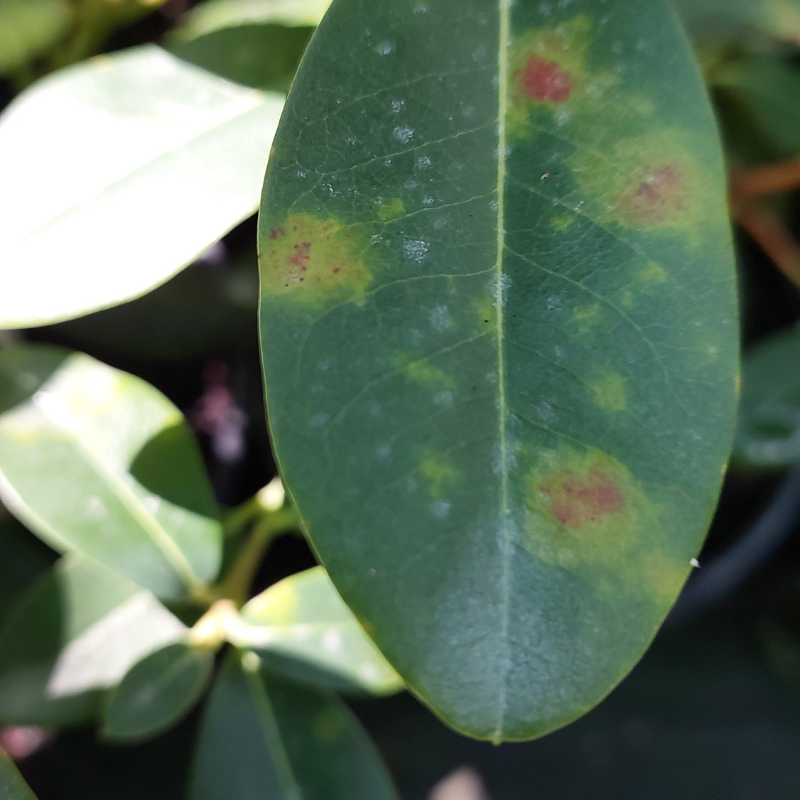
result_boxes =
[245,580,298,625]
[551,213,576,231]
[637,549,690,603]
[396,357,455,391]
[621,261,669,308]
[474,295,498,327]
[419,450,462,498]
[377,197,406,222]
[521,445,657,572]
[590,373,628,412]
[572,303,602,335]
[261,214,371,302]
[571,131,718,235]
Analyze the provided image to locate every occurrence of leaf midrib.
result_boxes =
[492,0,512,745]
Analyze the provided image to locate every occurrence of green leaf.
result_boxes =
[190,651,399,800]
[713,55,800,158]
[0,556,186,727]
[736,325,800,468]
[0,750,37,800]
[0,346,221,600]
[0,510,56,623]
[0,45,284,329]
[172,24,313,92]
[238,567,402,694]
[0,0,72,76]
[672,0,800,46]
[173,0,331,39]
[103,642,213,741]
[259,0,739,741]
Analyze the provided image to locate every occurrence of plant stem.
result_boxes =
[736,202,800,289]
[216,506,300,606]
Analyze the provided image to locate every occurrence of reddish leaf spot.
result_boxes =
[620,165,685,223]
[519,57,573,103]
[270,228,285,240]
[332,267,341,274]
[542,468,624,527]
[289,242,312,268]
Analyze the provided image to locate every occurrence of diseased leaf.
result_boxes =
[0,556,185,727]
[0,749,37,800]
[0,45,283,329]
[190,651,399,800]
[736,325,800,468]
[0,346,221,600]
[103,642,213,741]
[259,0,739,741]
[672,0,800,46]
[238,567,402,694]
[0,0,71,76]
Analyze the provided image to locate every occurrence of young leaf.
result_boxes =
[736,325,800,468]
[190,652,399,800]
[0,556,186,727]
[0,45,284,329]
[0,749,37,800]
[103,642,214,741]
[0,346,222,600]
[238,567,402,694]
[259,0,739,741]
[0,0,71,76]
[672,0,800,46]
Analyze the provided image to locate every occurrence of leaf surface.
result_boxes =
[0,45,283,329]
[0,0,71,75]
[239,567,402,694]
[0,346,221,600]
[103,642,213,741]
[190,651,399,800]
[259,0,739,740]
[0,556,185,727]
[736,325,800,468]
[0,750,37,800]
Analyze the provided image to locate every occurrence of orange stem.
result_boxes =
[736,202,800,289]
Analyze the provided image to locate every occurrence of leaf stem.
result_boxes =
[736,202,800,289]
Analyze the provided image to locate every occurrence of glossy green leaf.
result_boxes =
[239,567,402,694]
[103,642,213,741]
[0,510,55,623]
[259,0,739,741]
[735,326,800,468]
[0,750,37,800]
[672,0,800,46]
[0,556,186,727]
[191,651,399,800]
[172,24,313,92]
[0,45,284,329]
[173,0,331,38]
[0,0,71,76]
[0,346,221,600]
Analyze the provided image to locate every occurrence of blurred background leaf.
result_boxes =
[0,346,222,600]
[0,748,38,799]
[0,0,71,76]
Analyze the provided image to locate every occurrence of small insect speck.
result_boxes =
[317,360,330,371]
[376,41,395,55]
[404,178,419,190]
[423,196,435,207]
[308,412,330,428]
[432,500,452,520]
[430,305,451,331]
[433,218,447,230]
[434,391,454,407]
[404,239,430,261]
[375,443,392,461]
[417,155,432,170]
[391,100,404,113]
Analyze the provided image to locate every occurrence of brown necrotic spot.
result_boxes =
[542,467,623,528]
[518,56,573,103]
[619,164,686,224]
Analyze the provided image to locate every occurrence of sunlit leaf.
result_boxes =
[0,346,221,600]
[238,567,402,694]
[0,0,71,76]
[103,642,213,741]
[173,0,332,39]
[259,0,739,741]
[0,749,37,800]
[0,556,185,727]
[672,0,800,46]
[190,651,399,800]
[736,325,800,468]
[0,45,284,329]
